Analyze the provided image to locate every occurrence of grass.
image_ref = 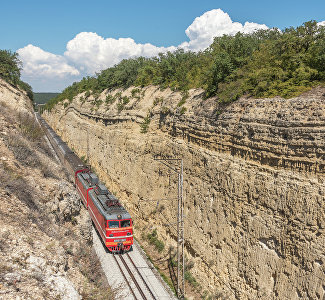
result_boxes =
[180,107,187,115]
[18,113,44,141]
[134,237,177,296]
[5,134,39,167]
[74,245,115,299]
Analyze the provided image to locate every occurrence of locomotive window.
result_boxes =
[109,221,119,228]
[121,220,130,227]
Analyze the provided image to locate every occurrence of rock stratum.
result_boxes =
[44,85,325,299]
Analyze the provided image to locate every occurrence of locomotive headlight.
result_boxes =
[109,234,114,237]
[127,232,131,236]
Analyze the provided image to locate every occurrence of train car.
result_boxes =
[75,170,96,207]
[87,184,133,252]
[75,171,133,252]
[37,113,133,253]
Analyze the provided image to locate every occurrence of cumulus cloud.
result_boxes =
[17,44,80,91]
[181,9,268,51]
[318,21,325,26]
[18,44,79,77]
[64,32,175,74]
[17,9,268,91]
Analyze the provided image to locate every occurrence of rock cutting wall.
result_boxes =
[44,86,325,299]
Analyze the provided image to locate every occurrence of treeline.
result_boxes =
[46,21,325,110]
[0,50,33,100]
[33,93,60,104]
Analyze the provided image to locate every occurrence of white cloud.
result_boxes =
[318,21,325,26]
[181,9,268,51]
[17,9,268,91]
[17,44,80,78]
[64,32,175,74]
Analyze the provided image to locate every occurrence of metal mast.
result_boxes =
[154,156,185,299]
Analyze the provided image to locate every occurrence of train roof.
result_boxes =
[89,188,131,221]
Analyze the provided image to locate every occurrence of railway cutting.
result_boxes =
[36,112,176,300]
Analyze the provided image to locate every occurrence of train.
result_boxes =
[36,113,133,253]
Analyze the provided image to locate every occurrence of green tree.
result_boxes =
[0,50,21,84]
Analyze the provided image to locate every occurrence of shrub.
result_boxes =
[117,102,124,112]
[81,155,88,164]
[122,96,129,105]
[140,114,151,133]
[105,94,115,104]
[94,99,103,109]
[185,271,199,288]
[85,91,91,98]
[177,91,189,107]
[146,229,165,252]
[131,88,141,98]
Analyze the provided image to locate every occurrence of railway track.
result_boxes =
[36,112,175,300]
[113,253,157,300]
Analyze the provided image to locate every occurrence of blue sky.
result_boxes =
[1,0,324,92]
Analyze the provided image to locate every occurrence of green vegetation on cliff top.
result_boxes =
[0,49,33,101]
[46,21,325,111]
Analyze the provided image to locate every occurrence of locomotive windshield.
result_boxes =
[108,220,131,228]
[121,220,130,227]
[109,221,119,228]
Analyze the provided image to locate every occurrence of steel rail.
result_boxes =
[126,253,157,300]
[118,254,148,300]
[113,254,139,300]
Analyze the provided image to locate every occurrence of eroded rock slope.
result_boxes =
[44,85,325,299]
[0,79,112,300]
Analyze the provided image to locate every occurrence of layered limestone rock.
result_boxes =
[0,78,33,115]
[44,86,325,299]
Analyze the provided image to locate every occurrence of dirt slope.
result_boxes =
[0,79,113,300]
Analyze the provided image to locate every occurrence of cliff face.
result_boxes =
[44,85,325,299]
[0,78,34,115]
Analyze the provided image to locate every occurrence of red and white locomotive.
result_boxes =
[75,169,133,252]
[37,113,133,253]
